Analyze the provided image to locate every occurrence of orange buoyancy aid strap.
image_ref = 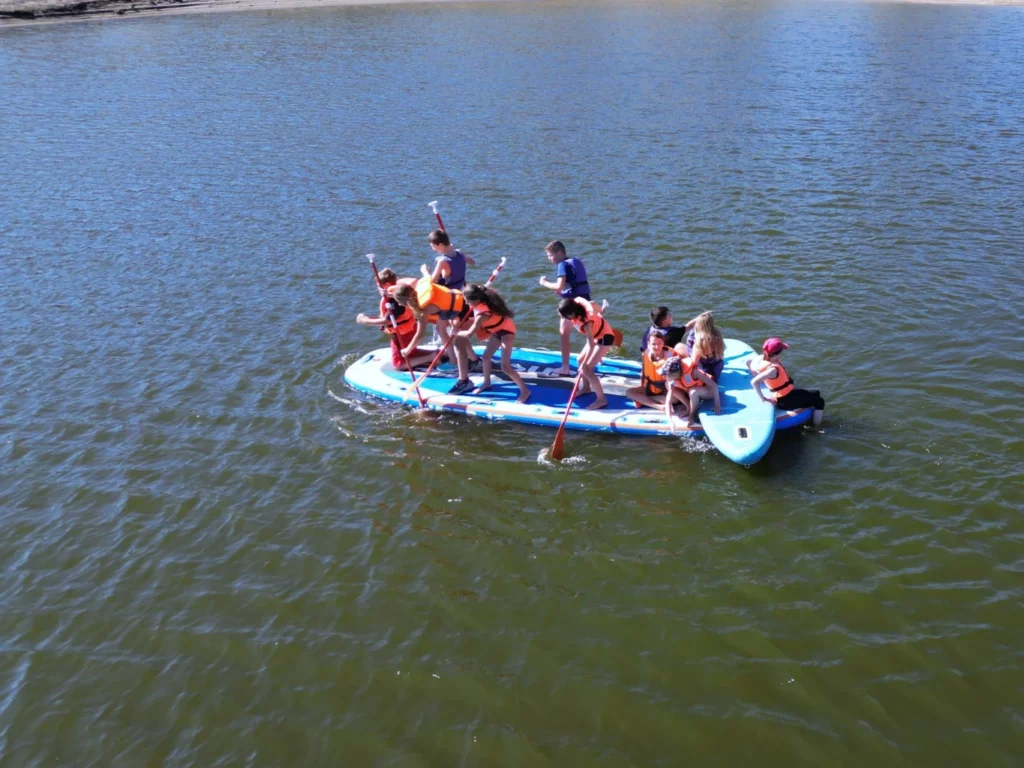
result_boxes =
[673,357,702,390]
[471,303,515,339]
[757,359,794,398]
[380,297,416,335]
[416,278,464,315]
[641,352,668,394]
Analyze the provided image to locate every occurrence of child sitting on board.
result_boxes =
[662,354,721,431]
[539,240,591,376]
[428,228,475,291]
[457,284,532,404]
[355,269,435,370]
[626,329,675,410]
[390,279,475,395]
[685,311,725,383]
[748,338,826,427]
[557,297,622,410]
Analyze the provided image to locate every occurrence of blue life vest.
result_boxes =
[557,257,590,299]
[437,249,467,291]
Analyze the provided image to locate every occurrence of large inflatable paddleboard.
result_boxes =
[343,339,811,464]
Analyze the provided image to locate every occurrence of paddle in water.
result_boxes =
[550,370,586,461]
[550,300,609,460]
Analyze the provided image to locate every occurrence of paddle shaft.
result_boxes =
[367,256,426,408]
[429,200,446,232]
[550,369,586,461]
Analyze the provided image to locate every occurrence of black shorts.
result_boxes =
[596,333,616,347]
[776,388,825,411]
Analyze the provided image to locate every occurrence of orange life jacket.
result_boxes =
[471,303,516,339]
[571,298,616,341]
[379,296,416,336]
[415,277,465,319]
[641,350,673,395]
[671,357,703,391]
[755,359,794,399]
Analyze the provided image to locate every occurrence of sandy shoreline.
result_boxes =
[1,0,1021,28]
[0,0,512,26]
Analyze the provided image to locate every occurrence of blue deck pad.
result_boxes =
[344,341,813,464]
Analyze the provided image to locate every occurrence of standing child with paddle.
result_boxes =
[748,338,826,426]
[390,279,475,394]
[539,240,591,376]
[557,297,622,410]
[457,284,532,404]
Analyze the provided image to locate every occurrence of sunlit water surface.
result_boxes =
[1,0,1023,764]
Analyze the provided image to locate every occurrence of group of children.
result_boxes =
[356,232,826,427]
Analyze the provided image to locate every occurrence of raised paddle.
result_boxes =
[428,200,446,232]
[549,300,608,461]
[366,254,427,408]
[411,256,507,390]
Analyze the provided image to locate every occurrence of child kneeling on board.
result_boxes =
[355,269,435,370]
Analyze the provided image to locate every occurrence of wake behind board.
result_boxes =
[343,340,811,463]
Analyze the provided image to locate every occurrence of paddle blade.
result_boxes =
[550,428,566,461]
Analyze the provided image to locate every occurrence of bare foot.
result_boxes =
[472,383,492,395]
[517,390,531,404]
[586,398,608,410]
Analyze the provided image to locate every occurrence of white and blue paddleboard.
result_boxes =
[694,340,779,465]
[343,340,811,464]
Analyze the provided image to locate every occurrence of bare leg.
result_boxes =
[584,345,610,410]
[575,342,595,395]
[626,387,666,410]
[499,335,531,403]
[435,321,451,347]
[473,336,502,394]
[452,336,471,381]
[460,319,479,363]
[685,387,710,426]
[559,316,572,375]
[396,350,436,370]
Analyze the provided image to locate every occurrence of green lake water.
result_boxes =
[1,0,1023,764]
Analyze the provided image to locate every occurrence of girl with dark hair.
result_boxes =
[458,285,531,403]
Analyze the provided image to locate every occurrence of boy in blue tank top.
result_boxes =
[538,240,591,376]
[428,229,475,291]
